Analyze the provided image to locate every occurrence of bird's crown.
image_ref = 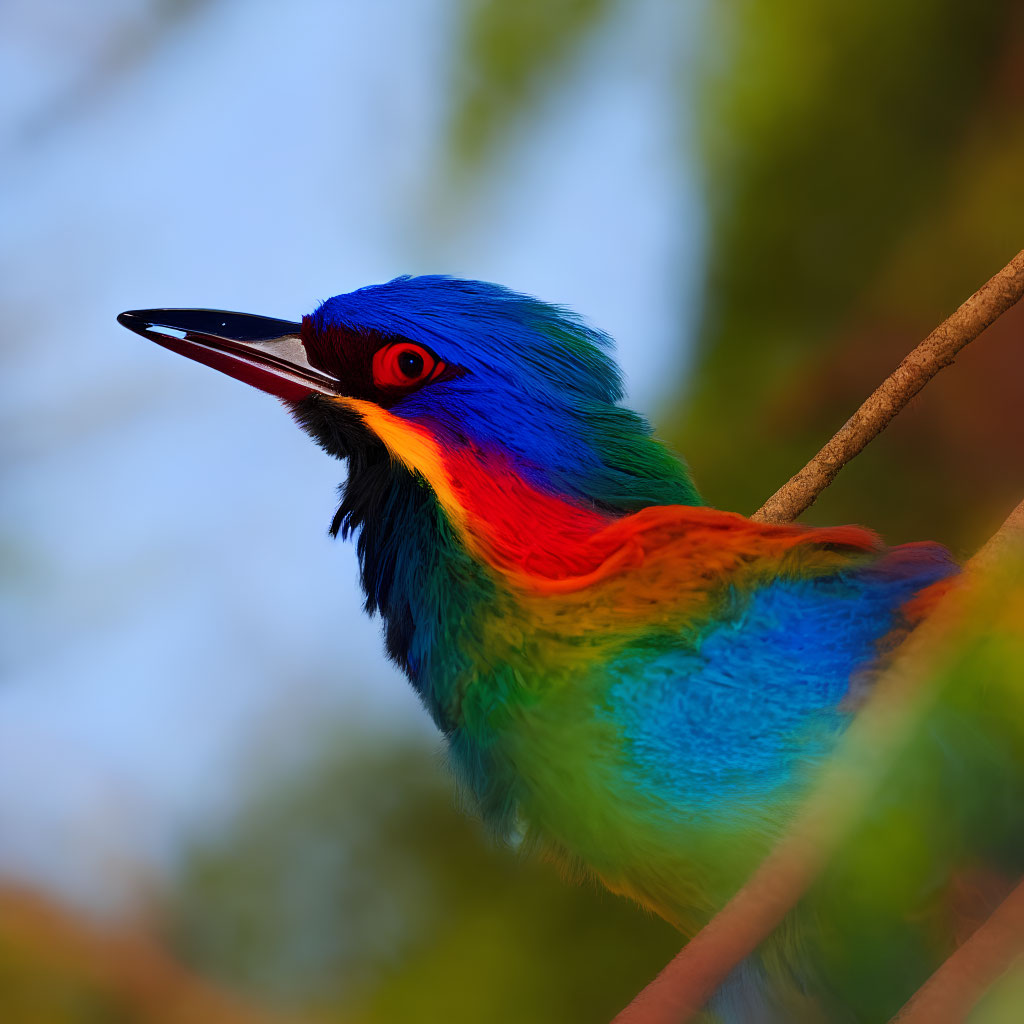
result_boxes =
[298,275,700,518]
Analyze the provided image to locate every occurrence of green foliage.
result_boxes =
[697,0,1003,347]
[449,0,615,167]
[676,0,1023,547]
[0,934,125,1024]
[170,737,680,1023]
[804,552,1024,1020]
[971,963,1024,1024]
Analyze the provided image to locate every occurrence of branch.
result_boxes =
[612,496,1024,1024]
[614,252,1024,1021]
[752,249,1024,524]
[890,878,1024,1024]
[0,885,293,1024]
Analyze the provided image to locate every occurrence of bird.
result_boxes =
[118,277,1021,1022]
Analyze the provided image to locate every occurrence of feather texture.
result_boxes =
[283,277,1018,1021]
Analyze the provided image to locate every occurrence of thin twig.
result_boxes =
[971,494,1024,570]
[612,501,1024,1024]
[616,252,1024,1022]
[752,249,1024,524]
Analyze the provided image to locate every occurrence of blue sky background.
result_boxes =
[0,0,704,911]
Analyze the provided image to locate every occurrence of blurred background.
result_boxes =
[1,1,1022,1021]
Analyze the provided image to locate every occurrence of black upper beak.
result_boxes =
[117,308,340,402]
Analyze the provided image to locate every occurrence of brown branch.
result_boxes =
[889,878,1024,1024]
[614,251,1024,1021]
[971,494,1024,570]
[0,884,299,1024]
[612,499,1024,1024]
[752,249,1024,524]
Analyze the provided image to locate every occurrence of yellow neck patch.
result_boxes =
[333,396,468,532]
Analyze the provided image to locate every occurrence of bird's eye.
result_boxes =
[372,342,445,389]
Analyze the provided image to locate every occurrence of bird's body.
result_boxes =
[311,392,956,933]
[118,277,1019,1021]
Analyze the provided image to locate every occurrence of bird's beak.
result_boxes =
[117,308,339,402]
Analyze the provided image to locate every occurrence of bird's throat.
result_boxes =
[331,395,624,585]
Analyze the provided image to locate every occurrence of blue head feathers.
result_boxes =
[304,276,701,511]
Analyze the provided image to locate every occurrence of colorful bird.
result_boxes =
[118,278,1021,1021]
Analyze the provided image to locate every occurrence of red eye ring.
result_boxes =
[372,342,445,389]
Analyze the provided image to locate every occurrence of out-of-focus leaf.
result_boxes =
[672,0,1023,550]
[0,887,282,1024]
[970,961,1024,1024]
[170,737,680,1023]
[798,546,1024,1019]
[449,0,616,168]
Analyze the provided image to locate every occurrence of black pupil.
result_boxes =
[398,349,425,378]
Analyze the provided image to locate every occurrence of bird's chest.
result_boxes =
[443,614,857,928]
[419,571,882,926]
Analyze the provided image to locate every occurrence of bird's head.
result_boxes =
[119,276,700,576]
